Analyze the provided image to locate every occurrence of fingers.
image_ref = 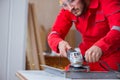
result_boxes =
[85,51,99,63]
[58,40,72,57]
[85,46,103,63]
[66,44,72,50]
[95,53,100,61]
[59,47,67,57]
[85,51,95,62]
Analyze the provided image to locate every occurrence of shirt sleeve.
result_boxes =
[94,0,120,56]
[47,9,72,53]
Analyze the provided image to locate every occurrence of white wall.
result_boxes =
[0,0,28,80]
[0,0,9,80]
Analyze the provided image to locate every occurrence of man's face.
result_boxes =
[60,0,85,16]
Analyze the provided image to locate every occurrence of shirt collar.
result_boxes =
[89,0,99,9]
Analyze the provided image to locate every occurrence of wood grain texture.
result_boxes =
[26,4,40,70]
[30,3,45,69]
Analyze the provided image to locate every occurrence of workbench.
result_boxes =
[16,70,119,80]
[16,70,71,80]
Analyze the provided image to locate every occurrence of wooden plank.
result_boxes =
[28,4,40,70]
[26,29,35,69]
[26,4,35,70]
[30,3,45,69]
[46,28,52,52]
[39,25,47,52]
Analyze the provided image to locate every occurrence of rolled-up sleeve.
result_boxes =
[94,0,120,56]
[48,9,72,53]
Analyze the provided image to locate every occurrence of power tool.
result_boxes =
[67,49,90,72]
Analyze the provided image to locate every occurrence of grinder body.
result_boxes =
[67,49,83,67]
[67,49,90,72]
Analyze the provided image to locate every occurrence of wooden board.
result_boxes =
[39,25,47,52]
[26,3,40,70]
[30,3,45,69]
[26,26,35,69]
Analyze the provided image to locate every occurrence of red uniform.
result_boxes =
[48,0,120,71]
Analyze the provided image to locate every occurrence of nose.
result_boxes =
[67,4,74,12]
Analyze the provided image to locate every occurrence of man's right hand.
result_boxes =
[58,40,72,57]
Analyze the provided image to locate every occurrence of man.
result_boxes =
[48,0,120,71]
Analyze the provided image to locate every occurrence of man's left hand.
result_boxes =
[85,45,103,63]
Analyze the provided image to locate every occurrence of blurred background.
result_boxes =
[0,0,81,80]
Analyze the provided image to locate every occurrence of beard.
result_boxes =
[71,0,87,16]
[71,8,83,16]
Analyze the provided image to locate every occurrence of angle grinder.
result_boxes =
[67,49,90,72]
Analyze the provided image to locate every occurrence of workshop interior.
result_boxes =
[0,0,120,80]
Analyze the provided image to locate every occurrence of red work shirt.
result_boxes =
[48,0,120,71]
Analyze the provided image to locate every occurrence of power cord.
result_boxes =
[99,60,120,79]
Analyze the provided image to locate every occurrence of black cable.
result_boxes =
[99,60,120,79]
[99,60,115,72]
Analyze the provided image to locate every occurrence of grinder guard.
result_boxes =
[67,49,90,72]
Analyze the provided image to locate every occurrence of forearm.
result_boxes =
[48,31,63,53]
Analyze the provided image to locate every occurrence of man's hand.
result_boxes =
[85,45,103,63]
[58,40,72,57]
